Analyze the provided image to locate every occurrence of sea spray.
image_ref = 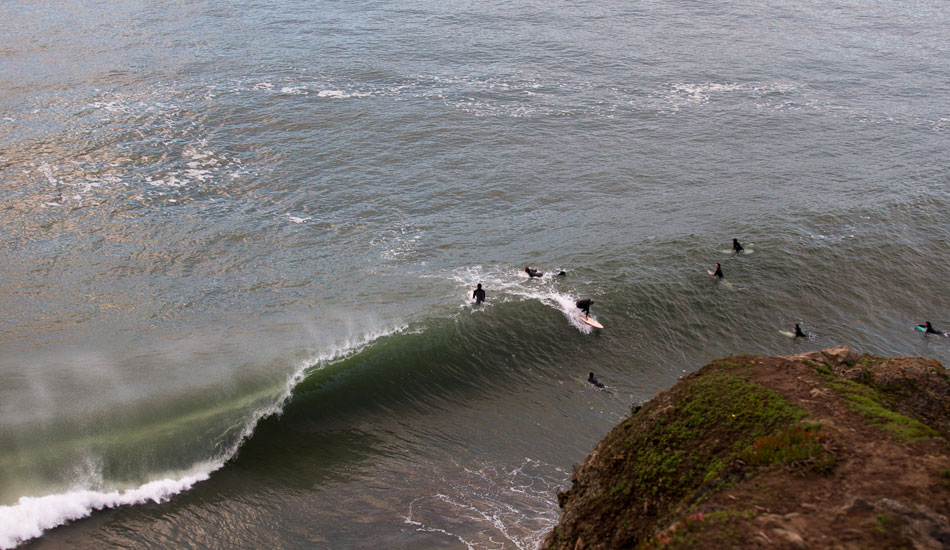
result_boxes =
[0,324,407,548]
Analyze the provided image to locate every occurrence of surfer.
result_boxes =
[556,270,567,277]
[576,298,594,318]
[732,238,744,254]
[587,372,617,395]
[525,266,543,278]
[794,323,807,338]
[712,263,724,279]
[917,321,944,335]
[473,283,486,305]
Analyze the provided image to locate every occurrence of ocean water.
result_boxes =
[1,0,948,547]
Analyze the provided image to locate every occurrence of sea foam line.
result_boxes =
[0,470,210,550]
[0,324,406,549]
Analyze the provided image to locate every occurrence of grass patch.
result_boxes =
[804,359,833,376]
[640,508,755,549]
[819,375,937,442]
[708,358,749,371]
[742,422,836,474]
[603,371,805,509]
[941,469,950,489]
[873,513,893,533]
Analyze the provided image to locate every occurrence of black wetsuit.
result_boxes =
[473,286,486,305]
[713,265,724,279]
[576,299,593,316]
[588,373,605,389]
[732,239,744,253]
[525,267,543,278]
[920,323,942,335]
[794,324,807,338]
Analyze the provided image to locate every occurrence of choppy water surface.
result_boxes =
[1,0,948,548]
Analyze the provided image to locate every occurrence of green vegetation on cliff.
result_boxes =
[545,348,950,550]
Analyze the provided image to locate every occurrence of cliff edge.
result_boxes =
[543,347,950,549]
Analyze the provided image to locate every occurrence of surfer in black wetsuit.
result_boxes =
[732,238,744,254]
[588,372,605,389]
[712,263,724,279]
[917,321,944,335]
[473,283,486,305]
[525,266,543,278]
[576,298,594,318]
[794,323,807,338]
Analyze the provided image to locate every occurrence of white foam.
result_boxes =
[403,457,562,550]
[316,89,371,99]
[656,80,798,113]
[370,224,424,262]
[0,468,212,549]
[449,266,593,333]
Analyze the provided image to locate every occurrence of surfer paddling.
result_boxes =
[472,283,486,305]
[587,372,605,389]
[524,266,543,278]
[587,372,617,396]
[732,238,744,254]
[917,321,946,336]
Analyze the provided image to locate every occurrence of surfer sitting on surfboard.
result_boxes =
[711,263,724,279]
[794,323,807,338]
[917,321,945,336]
[473,283,486,305]
[525,266,543,278]
[576,298,594,318]
[732,238,744,254]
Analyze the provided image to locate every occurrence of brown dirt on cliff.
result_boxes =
[544,348,950,550]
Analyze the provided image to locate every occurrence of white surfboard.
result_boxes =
[579,315,603,329]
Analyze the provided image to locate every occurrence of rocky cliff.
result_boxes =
[543,347,950,549]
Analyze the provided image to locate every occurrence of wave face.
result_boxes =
[2,0,950,547]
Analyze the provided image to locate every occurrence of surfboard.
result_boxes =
[778,330,796,338]
[916,325,927,333]
[707,270,716,276]
[579,315,603,329]
[721,249,754,255]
